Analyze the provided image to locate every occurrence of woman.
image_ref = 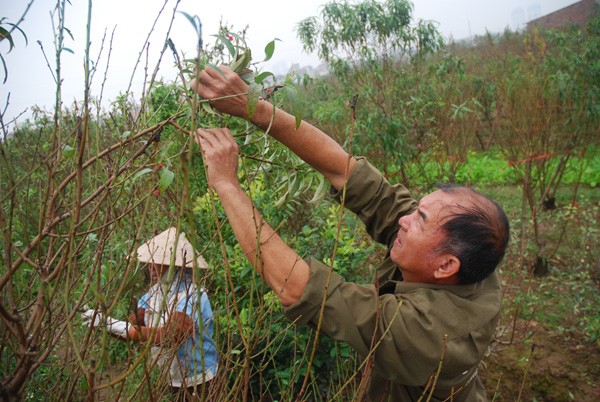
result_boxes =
[83,227,218,400]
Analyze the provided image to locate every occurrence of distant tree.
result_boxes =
[297,0,442,68]
[296,0,444,179]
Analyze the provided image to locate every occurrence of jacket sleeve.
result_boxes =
[332,157,417,247]
[283,258,448,386]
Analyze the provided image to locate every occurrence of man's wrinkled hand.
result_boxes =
[190,65,250,118]
[194,128,241,192]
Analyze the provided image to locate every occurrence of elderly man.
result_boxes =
[191,65,509,401]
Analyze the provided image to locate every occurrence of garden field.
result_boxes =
[1,1,599,400]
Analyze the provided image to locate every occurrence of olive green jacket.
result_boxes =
[283,158,501,401]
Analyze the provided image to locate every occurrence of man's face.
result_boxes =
[390,190,456,283]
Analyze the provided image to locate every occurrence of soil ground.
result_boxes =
[481,318,600,401]
[478,188,600,401]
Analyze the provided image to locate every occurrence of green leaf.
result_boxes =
[255,71,274,84]
[239,69,255,84]
[159,168,175,191]
[309,175,328,204]
[0,27,15,51]
[288,175,299,196]
[294,110,302,129]
[274,180,288,194]
[274,191,288,208]
[7,23,28,46]
[230,48,252,73]
[64,27,74,41]
[264,38,280,62]
[1,54,8,84]
[216,34,236,57]
[133,168,153,181]
[121,130,131,139]
[63,47,74,55]
[247,82,261,119]
[201,101,218,115]
[177,11,199,35]
[62,144,75,158]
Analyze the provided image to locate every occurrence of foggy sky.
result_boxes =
[0,0,581,126]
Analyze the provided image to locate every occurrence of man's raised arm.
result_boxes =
[191,65,357,190]
[195,128,310,306]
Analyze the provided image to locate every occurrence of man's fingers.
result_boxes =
[204,64,231,79]
[194,129,217,150]
[201,64,218,78]
[190,66,218,95]
[195,128,233,147]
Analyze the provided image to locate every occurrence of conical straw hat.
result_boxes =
[136,227,209,269]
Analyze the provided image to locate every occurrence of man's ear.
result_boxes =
[433,255,460,281]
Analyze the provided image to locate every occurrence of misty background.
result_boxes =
[0,0,580,126]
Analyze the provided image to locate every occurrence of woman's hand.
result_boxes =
[195,128,240,193]
[126,311,193,345]
[191,65,249,118]
[127,309,145,342]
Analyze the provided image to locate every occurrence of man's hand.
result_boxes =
[194,128,240,193]
[191,65,249,118]
[81,309,129,339]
